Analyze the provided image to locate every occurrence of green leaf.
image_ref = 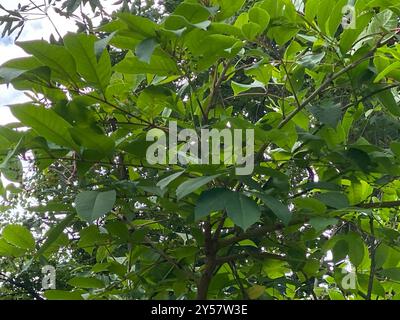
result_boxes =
[225,193,261,230]
[327,0,348,37]
[2,224,35,250]
[332,239,348,262]
[308,100,342,128]
[157,171,185,190]
[0,238,26,257]
[231,80,265,96]
[257,194,292,225]
[0,57,42,83]
[94,31,116,61]
[0,137,23,171]
[135,38,159,64]
[247,285,265,300]
[44,290,83,300]
[176,174,220,200]
[11,103,79,150]
[374,61,400,83]
[297,52,325,69]
[69,127,115,157]
[294,197,327,215]
[305,0,319,21]
[75,190,117,222]
[114,51,179,76]
[37,214,76,256]
[214,0,245,21]
[381,268,400,281]
[346,232,365,267]
[376,89,400,117]
[248,7,270,32]
[63,0,81,13]
[64,33,111,93]
[195,188,261,230]
[242,22,262,40]
[315,192,349,209]
[118,13,159,38]
[68,277,105,289]
[174,2,210,22]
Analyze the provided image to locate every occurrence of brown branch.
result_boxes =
[203,61,231,122]
[255,39,383,162]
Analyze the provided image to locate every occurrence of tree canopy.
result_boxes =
[1,0,400,300]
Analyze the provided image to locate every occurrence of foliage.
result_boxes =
[1,0,400,300]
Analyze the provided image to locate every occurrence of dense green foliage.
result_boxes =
[1,0,400,300]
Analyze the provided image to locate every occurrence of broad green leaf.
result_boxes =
[213,0,245,21]
[114,51,179,76]
[297,52,325,69]
[37,214,76,256]
[0,238,26,257]
[196,188,261,230]
[75,190,117,222]
[305,0,319,21]
[69,127,115,157]
[376,89,400,117]
[346,232,365,267]
[157,171,185,190]
[307,101,342,128]
[63,0,81,13]
[0,57,42,83]
[242,22,262,40]
[94,31,116,61]
[44,290,83,300]
[118,13,159,38]
[327,0,348,37]
[173,2,211,23]
[195,188,230,220]
[225,193,261,230]
[2,224,35,250]
[309,217,338,233]
[231,80,265,96]
[381,268,400,281]
[176,174,220,200]
[248,7,270,32]
[257,194,291,225]
[247,285,265,300]
[315,192,349,209]
[294,197,327,215]
[332,239,348,262]
[374,61,400,83]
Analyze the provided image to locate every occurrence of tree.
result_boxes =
[1,0,400,300]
